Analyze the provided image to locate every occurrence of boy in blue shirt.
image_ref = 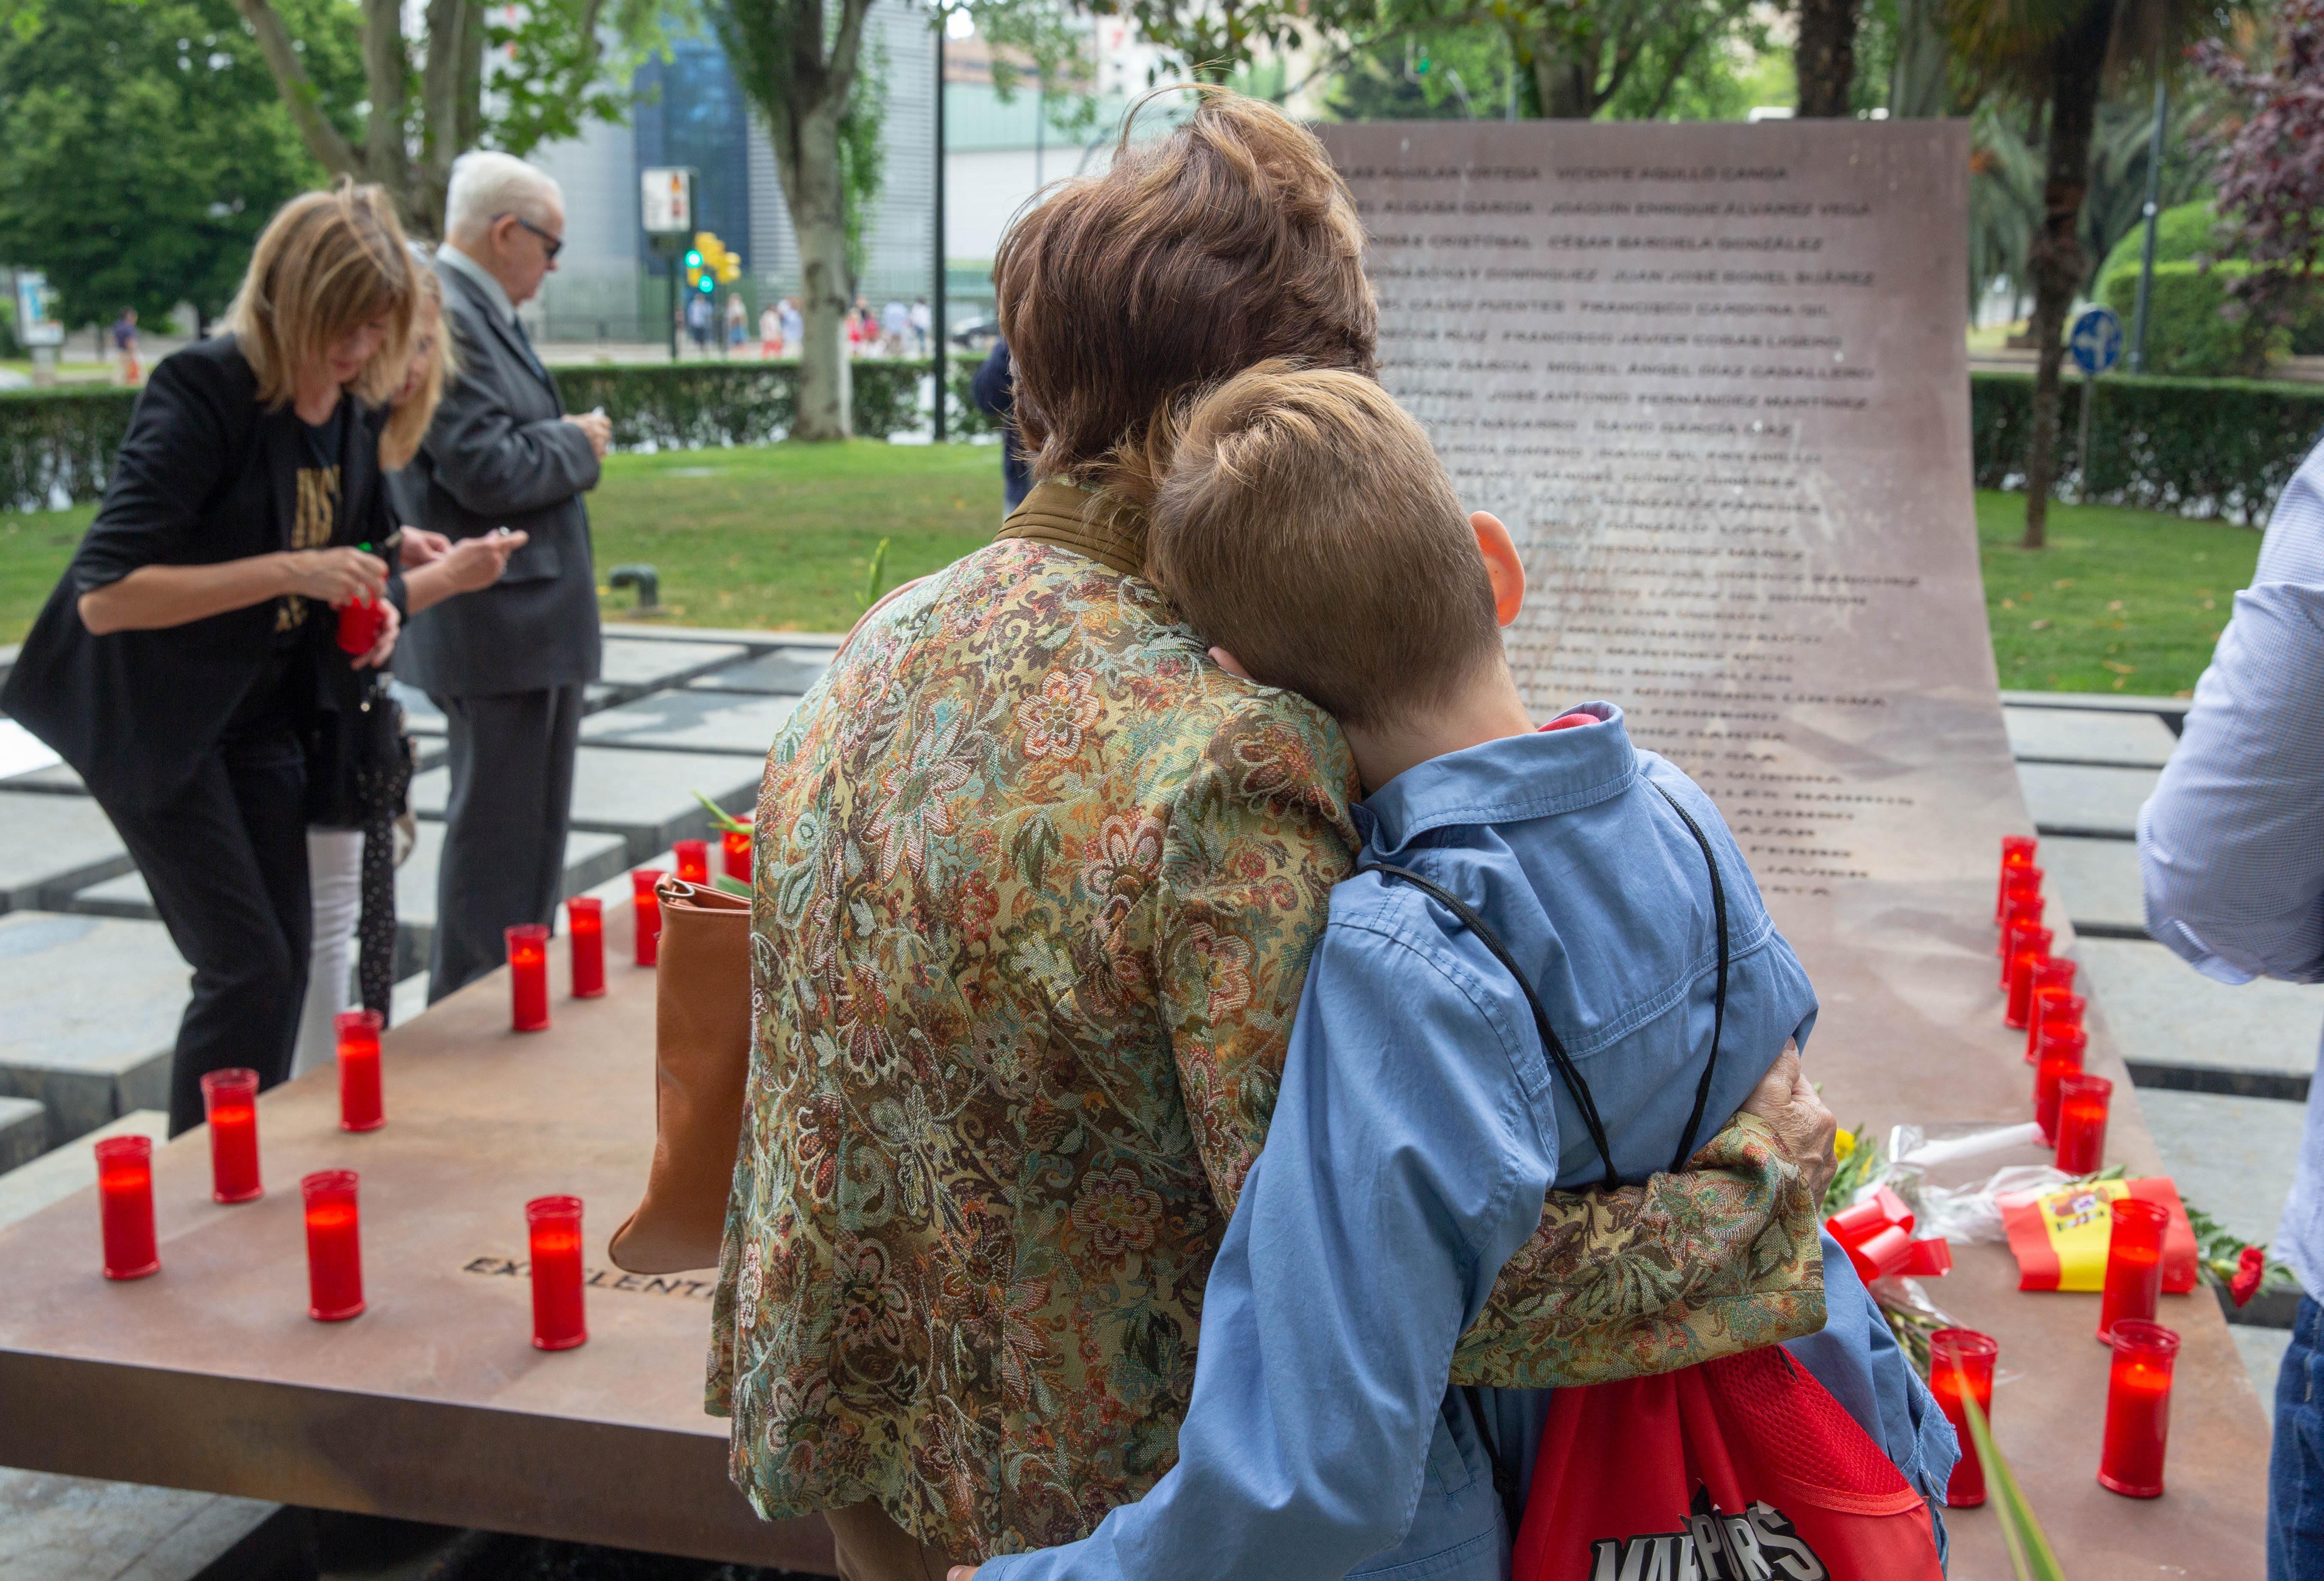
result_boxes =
[953,366,1954,1581]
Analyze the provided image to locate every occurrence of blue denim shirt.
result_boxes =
[981,706,1952,1581]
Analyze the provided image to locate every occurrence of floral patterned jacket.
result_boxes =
[709,482,1824,1556]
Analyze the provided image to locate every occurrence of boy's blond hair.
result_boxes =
[1149,364,1502,730]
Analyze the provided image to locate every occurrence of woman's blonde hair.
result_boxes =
[380,247,455,470]
[223,180,417,411]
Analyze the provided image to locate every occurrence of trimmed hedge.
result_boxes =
[2098,263,2287,378]
[0,355,997,512]
[1970,370,2324,525]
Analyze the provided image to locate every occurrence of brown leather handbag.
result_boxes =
[608,877,753,1275]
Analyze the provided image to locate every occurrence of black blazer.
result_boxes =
[1,336,400,810]
[389,260,602,698]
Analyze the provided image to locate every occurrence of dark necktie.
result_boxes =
[510,312,549,384]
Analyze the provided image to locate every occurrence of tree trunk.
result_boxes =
[1532,41,1598,118]
[1888,0,1950,117]
[2021,5,2111,551]
[781,105,855,441]
[1795,0,1860,117]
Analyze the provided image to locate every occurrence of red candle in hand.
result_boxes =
[2035,1025,2089,1140]
[94,1135,159,1281]
[506,924,550,1032]
[2098,1197,2171,1343]
[566,897,605,999]
[301,1170,364,1320]
[200,1068,262,1203]
[2025,960,2079,1060]
[2099,1320,2180,1497]
[673,838,709,885]
[1929,1327,1999,1507]
[334,594,385,656]
[1996,836,2037,924]
[2056,1073,2113,1174]
[527,1195,588,1350]
[335,1008,384,1131]
[631,868,666,967]
[722,828,752,882]
[2005,939,2054,1029]
[1998,879,2043,959]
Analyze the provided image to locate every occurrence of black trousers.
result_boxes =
[429,684,585,1003]
[104,726,312,1137]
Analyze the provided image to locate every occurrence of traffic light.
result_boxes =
[687,231,740,294]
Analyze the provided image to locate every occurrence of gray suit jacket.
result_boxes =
[392,262,602,697]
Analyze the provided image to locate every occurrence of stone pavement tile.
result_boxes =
[2079,937,2323,1077]
[2137,1086,2306,1245]
[687,647,832,696]
[2038,835,2148,934]
[600,635,752,691]
[0,790,129,913]
[0,765,87,794]
[0,913,181,1145]
[0,1469,284,1581]
[2003,706,2180,768]
[2001,690,2190,722]
[2016,762,2160,839]
[577,690,799,756]
[408,745,764,861]
[387,680,445,736]
[0,1095,42,1173]
[2235,1325,2291,1423]
[393,822,631,931]
[0,1110,168,1231]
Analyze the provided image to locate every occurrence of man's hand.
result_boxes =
[398,528,451,568]
[283,547,387,606]
[349,597,400,671]
[438,530,527,594]
[564,410,612,458]
[1738,1044,1837,1205]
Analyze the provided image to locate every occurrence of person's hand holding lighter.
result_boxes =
[565,405,612,458]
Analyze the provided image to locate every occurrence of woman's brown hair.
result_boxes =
[380,247,455,470]
[992,87,1376,506]
[223,180,417,412]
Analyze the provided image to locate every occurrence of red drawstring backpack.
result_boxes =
[1364,783,1946,1581]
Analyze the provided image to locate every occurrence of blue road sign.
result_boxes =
[2070,306,2124,375]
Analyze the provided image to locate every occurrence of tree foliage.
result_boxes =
[2194,0,2324,329]
[0,0,359,328]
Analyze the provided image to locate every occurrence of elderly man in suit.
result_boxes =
[393,151,612,1002]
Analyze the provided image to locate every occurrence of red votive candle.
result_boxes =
[94,1136,159,1281]
[2006,940,2055,1029]
[301,1170,364,1320]
[2098,1197,2172,1343]
[335,1008,384,1131]
[566,897,605,999]
[2056,1073,2114,1174]
[673,838,709,885]
[1996,836,2037,923]
[1999,906,2044,985]
[527,1195,588,1350]
[722,828,752,882]
[334,593,386,656]
[1929,1327,1999,1507]
[2099,1320,2181,1497]
[2028,978,2083,1063]
[2035,1025,2089,1140]
[631,867,665,966]
[1998,880,2044,958]
[506,923,550,1032]
[200,1068,262,1203]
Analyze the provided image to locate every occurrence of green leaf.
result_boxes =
[712,874,752,897]
[1959,1390,2067,1581]
[692,789,753,834]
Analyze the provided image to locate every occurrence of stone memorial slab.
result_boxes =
[0,791,130,914]
[0,901,833,1572]
[0,1468,289,1581]
[2036,834,2149,936]
[407,746,765,863]
[0,913,180,1145]
[685,647,832,697]
[2002,704,2179,768]
[1323,118,2267,1576]
[2016,762,2160,839]
[0,1095,43,1174]
[577,691,798,757]
[2139,1087,2306,1248]
[598,636,752,693]
[2077,936,2323,1080]
[0,1111,170,1232]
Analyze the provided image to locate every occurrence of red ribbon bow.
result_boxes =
[1824,1185,1953,1283]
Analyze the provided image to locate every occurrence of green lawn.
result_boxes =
[0,449,2265,701]
[1977,489,2260,696]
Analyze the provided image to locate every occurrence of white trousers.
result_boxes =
[291,829,364,1077]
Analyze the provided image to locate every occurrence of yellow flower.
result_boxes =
[1834,1129,1856,1162]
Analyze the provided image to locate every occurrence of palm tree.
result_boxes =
[1943,0,2244,547]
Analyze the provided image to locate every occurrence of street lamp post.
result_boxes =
[932,9,948,441]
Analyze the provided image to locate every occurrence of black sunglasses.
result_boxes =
[498,213,564,261]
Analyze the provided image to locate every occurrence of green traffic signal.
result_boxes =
[697,276,716,293]
[684,249,704,268]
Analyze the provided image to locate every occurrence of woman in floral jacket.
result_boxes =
[711,88,1833,1581]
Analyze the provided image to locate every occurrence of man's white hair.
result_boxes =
[444,151,562,243]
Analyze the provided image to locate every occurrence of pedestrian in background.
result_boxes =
[391,150,609,1005]
[759,302,782,358]
[686,290,714,354]
[2,182,417,1133]
[780,296,803,353]
[112,306,141,385]
[881,297,908,357]
[968,338,1030,513]
[910,295,931,358]
[2141,430,2324,1581]
[724,292,747,357]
